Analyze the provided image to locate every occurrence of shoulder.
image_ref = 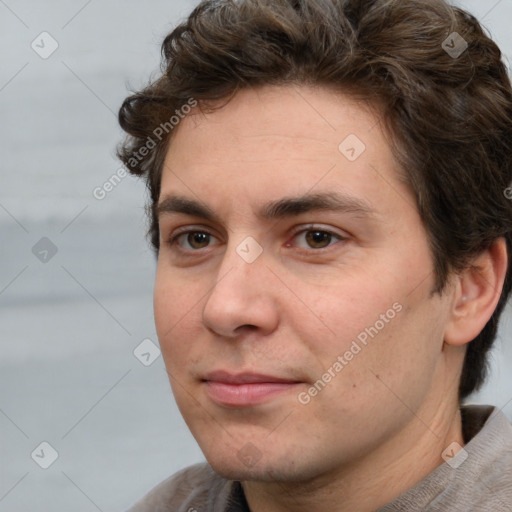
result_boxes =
[440,406,512,511]
[466,407,512,510]
[126,463,232,512]
[379,406,512,512]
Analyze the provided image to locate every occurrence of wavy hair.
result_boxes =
[118,0,512,400]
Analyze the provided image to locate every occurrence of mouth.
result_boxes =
[202,370,303,407]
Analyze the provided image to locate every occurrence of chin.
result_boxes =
[203,447,315,483]
[208,461,266,482]
[208,461,290,483]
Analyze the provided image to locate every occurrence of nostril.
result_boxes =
[235,324,258,333]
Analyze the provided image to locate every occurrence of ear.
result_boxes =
[444,238,508,346]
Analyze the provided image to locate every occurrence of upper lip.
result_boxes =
[203,370,300,384]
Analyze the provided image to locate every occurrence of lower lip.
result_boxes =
[204,381,299,407]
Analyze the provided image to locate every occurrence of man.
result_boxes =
[118,0,512,510]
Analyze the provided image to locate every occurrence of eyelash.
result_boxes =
[167,226,346,253]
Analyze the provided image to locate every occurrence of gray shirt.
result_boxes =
[127,405,512,511]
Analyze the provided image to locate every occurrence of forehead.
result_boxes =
[166,86,382,162]
[159,85,414,218]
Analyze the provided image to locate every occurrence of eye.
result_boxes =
[291,228,344,250]
[170,230,220,251]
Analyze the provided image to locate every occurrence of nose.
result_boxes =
[202,241,279,339]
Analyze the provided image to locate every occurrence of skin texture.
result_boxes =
[153,85,507,512]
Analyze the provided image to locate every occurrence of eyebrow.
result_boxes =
[156,192,376,222]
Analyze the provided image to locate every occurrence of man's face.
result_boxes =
[154,86,455,481]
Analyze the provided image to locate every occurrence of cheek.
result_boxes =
[153,269,203,361]
[154,262,203,323]
[299,272,436,382]
[296,278,395,353]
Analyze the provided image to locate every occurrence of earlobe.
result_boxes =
[444,238,508,347]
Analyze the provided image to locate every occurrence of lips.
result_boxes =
[204,370,299,385]
[202,371,301,407]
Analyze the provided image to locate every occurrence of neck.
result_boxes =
[242,400,464,512]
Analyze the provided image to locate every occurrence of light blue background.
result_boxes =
[1,1,511,510]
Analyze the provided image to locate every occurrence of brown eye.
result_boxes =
[170,230,218,251]
[290,227,344,251]
[185,232,211,249]
[305,230,334,249]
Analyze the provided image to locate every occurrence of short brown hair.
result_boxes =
[117,0,512,400]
